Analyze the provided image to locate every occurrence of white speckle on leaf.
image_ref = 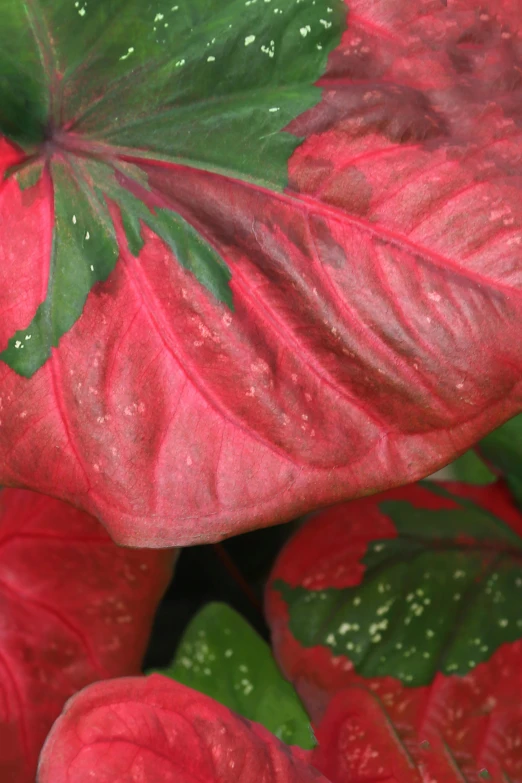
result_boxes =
[207,55,216,62]
[300,25,311,37]
[261,40,276,57]
[244,35,256,46]
[154,12,164,21]
[119,46,135,61]
[72,215,77,224]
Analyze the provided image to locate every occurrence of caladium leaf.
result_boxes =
[37,675,329,783]
[0,488,174,783]
[265,481,522,770]
[3,0,522,546]
[311,686,522,783]
[154,601,314,748]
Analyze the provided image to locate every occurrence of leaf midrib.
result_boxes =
[23,0,59,124]
[99,146,522,306]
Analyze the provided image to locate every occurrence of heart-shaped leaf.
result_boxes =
[3,0,522,546]
[155,601,314,748]
[0,488,174,782]
[37,675,329,783]
[266,481,522,770]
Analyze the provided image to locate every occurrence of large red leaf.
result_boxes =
[0,489,174,782]
[36,675,329,783]
[265,481,522,775]
[2,0,522,546]
[311,686,522,782]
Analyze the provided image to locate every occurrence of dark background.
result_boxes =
[143,517,302,669]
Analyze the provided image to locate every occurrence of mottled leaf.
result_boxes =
[3,0,522,546]
[266,481,522,775]
[37,675,329,783]
[156,601,313,748]
[0,488,174,782]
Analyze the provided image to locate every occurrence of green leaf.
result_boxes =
[151,602,314,748]
[480,415,522,507]
[442,449,496,485]
[273,488,522,687]
[0,0,344,375]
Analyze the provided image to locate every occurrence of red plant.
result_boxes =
[0,489,174,782]
[1,0,522,778]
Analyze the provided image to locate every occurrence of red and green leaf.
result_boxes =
[0,0,344,376]
[36,675,328,783]
[3,0,522,546]
[0,488,174,782]
[266,481,522,770]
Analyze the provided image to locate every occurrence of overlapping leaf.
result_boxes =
[0,489,174,782]
[2,0,522,546]
[37,675,329,783]
[266,481,522,775]
[311,686,522,783]
[155,601,314,748]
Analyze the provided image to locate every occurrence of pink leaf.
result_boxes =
[0,489,174,782]
[3,1,522,545]
[311,686,522,782]
[37,675,330,783]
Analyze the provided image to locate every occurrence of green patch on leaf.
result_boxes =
[1,153,233,376]
[150,602,314,748]
[274,487,522,687]
[1,0,345,376]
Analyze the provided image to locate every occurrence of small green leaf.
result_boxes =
[151,602,314,748]
[443,449,496,485]
[480,414,522,507]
